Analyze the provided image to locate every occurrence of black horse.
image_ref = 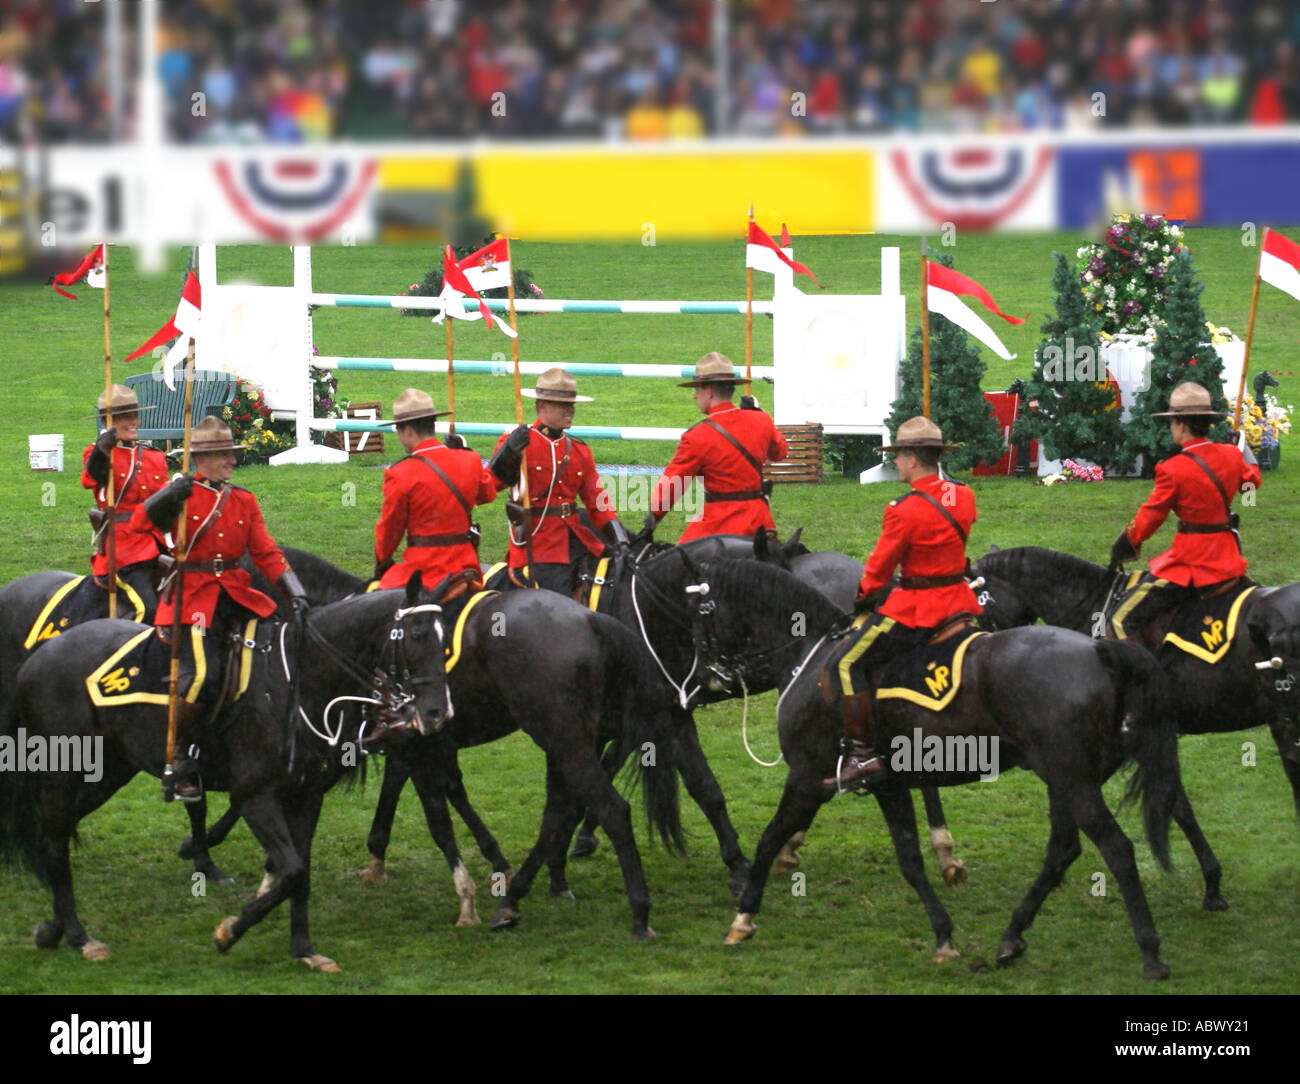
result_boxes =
[0,567,234,886]
[972,545,1300,908]
[196,553,686,938]
[0,579,451,969]
[655,559,1178,979]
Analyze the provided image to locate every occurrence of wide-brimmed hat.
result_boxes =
[678,351,741,388]
[384,387,452,428]
[85,383,156,420]
[879,416,962,452]
[1150,381,1227,419]
[188,416,246,454]
[523,367,592,403]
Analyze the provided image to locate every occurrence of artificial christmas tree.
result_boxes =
[1013,252,1132,473]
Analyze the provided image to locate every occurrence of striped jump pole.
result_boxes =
[322,356,777,380]
[309,418,687,442]
[308,293,777,316]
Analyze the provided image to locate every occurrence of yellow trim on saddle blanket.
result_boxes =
[587,557,611,612]
[484,561,507,585]
[876,631,988,711]
[444,590,499,674]
[1111,570,1155,639]
[236,619,258,698]
[24,575,147,650]
[85,625,207,707]
[1162,586,1257,664]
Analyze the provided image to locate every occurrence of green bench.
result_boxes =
[98,370,237,446]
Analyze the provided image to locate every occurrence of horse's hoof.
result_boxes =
[549,887,577,901]
[33,919,63,950]
[1143,959,1171,982]
[357,856,387,884]
[295,954,340,973]
[724,913,756,945]
[772,859,795,875]
[569,834,598,859]
[932,941,960,963]
[79,939,111,962]
[996,936,1027,966]
[491,905,521,931]
[631,926,657,943]
[454,912,481,928]
[1202,894,1229,912]
[203,867,235,887]
[214,916,239,953]
[942,861,968,887]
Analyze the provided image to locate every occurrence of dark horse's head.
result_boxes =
[1253,370,1280,403]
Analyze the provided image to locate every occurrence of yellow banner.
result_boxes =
[379,149,873,240]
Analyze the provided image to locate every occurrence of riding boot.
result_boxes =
[821,690,886,791]
[162,709,203,805]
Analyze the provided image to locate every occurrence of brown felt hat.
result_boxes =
[188,416,246,453]
[85,383,156,419]
[523,367,592,403]
[386,387,451,427]
[1150,381,1227,419]
[879,416,961,452]
[678,351,741,387]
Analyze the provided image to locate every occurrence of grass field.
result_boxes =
[1,232,1298,997]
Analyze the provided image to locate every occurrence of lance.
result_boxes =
[164,337,197,774]
[745,204,754,396]
[1234,235,1266,431]
[920,236,932,420]
[443,245,457,436]
[505,239,538,587]
[101,242,116,618]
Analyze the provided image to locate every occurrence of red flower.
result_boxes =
[239,413,251,421]
[1188,358,1198,366]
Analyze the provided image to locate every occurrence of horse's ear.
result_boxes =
[405,572,423,605]
[782,527,805,557]
[987,543,1000,553]
[752,528,770,561]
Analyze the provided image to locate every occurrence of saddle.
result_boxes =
[876,629,987,712]
[1106,572,1254,661]
[24,575,146,649]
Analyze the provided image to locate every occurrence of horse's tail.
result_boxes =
[1095,638,1177,871]
[598,614,685,855]
[0,668,50,882]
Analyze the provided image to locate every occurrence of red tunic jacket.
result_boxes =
[859,473,981,629]
[375,438,498,589]
[1123,439,1261,587]
[492,424,616,567]
[650,403,788,543]
[81,442,169,575]
[135,477,291,626]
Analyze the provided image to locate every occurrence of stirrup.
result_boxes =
[162,763,203,804]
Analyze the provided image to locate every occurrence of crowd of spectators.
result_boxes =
[4,0,1300,144]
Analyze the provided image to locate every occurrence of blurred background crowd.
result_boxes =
[4,0,1300,144]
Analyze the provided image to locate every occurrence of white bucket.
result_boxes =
[28,433,64,472]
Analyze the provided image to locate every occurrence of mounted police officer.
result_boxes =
[1109,381,1261,640]
[374,387,498,594]
[135,416,308,802]
[488,368,627,594]
[823,417,981,791]
[81,384,169,618]
[648,351,789,542]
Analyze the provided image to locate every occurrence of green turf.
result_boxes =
[1,233,1297,994]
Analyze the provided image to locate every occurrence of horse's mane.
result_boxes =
[976,545,1110,587]
[282,546,367,598]
[697,557,843,633]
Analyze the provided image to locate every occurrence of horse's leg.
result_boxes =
[870,786,959,961]
[178,797,240,860]
[443,760,512,882]
[547,799,587,900]
[36,782,110,960]
[1169,781,1227,911]
[180,797,235,886]
[570,739,625,858]
[921,786,967,887]
[493,754,579,931]
[726,776,828,945]
[281,786,338,972]
[1069,785,1170,981]
[670,710,750,897]
[359,750,411,883]
[408,753,480,927]
[996,787,1081,966]
[211,789,305,959]
[1268,715,1300,822]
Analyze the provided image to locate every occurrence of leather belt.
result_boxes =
[179,558,229,576]
[110,511,132,523]
[408,532,473,547]
[531,500,578,517]
[704,488,765,503]
[1176,520,1233,534]
[898,572,967,590]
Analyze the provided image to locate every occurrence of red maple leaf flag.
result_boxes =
[926,262,1026,361]
[432,245,517,339]
[1259,227,1300,303]
[745,220,820,285]
[49,243,106,299]
[124,271,202,389]
[459,237,512,292]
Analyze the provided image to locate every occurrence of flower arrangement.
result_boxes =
[1231,392,1292,453]
[400,236,543,317]
[222,378,294,462]
[1037,458,1105,487]
[311,361,349,420]
[1076,214,1185,337]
